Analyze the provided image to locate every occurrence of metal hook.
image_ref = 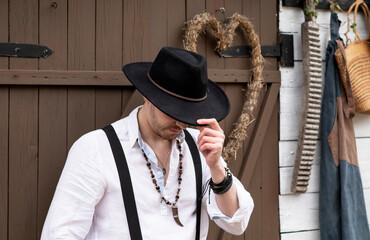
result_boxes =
[51,2,58,9]
[215,7,226,24]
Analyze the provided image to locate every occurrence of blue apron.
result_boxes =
[319,12,370,240]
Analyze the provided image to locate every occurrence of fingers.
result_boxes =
[196,118,225,154]
[197,118,223,132]
[198,141,224,153]
[197,129,224,146]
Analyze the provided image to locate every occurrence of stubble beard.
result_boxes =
[150,106,180,141]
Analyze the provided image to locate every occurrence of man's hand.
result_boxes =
[196,119,225,167]
[197,118,226,183]
[197,118,239,217]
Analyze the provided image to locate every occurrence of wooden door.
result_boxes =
[0,0,279,239]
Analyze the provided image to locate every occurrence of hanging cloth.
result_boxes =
[319,12,370,239]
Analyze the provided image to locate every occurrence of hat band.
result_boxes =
[147,73,207,102]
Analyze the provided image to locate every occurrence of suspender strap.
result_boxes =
[184,130,202,240]
[102,125,143,240]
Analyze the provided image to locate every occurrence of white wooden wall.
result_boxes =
[278,2,370,239]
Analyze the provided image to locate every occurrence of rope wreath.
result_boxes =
[184,12,265,162]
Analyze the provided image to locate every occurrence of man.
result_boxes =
[41,47,254,239]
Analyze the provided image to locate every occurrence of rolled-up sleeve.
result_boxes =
[206,176,254,235]
[41,132,106,240]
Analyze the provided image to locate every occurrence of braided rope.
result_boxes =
[184,12,265,162]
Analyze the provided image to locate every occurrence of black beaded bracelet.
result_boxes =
[209,167,233,195]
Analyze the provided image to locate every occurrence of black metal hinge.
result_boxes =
[0,43,52,58]
[216,34,294,67]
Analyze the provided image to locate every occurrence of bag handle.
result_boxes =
[344,0,370,45]
[336,40,355,118]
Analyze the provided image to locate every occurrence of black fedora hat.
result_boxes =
[122,47,230,126]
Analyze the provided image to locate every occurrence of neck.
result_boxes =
[137,106,172,149]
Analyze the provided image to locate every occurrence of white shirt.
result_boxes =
[41,107,254,240]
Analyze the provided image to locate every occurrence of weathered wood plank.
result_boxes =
[0,4,8,238]
[279,189,370,233]
[244,154,263,240]
[123,0,150,63]
[68,0,95,70]
[121,89,143,118]
[96,0,122,71]
[205,0,224,70]
[95,0,123,129]
[240,83,281,185]
[95,88,122,129]
[0,69,280,85]
[148,0,167,59]
[9,87,38,240]
[9,0,38,70]
[186,0,206,56]
[67,88,96,150]
[224,0,248,71]
[217,82,246,240]
[261,103,279,240]
[8,0,38,239]
[260,0,278,70]
[38,1,68,237]
[38,88,67,238]
[0,0,8,69]
[39,0,67,70]
[0,87,8,240]
[67,0,96,150]
[167,0,185,48]
[0,70,130,86]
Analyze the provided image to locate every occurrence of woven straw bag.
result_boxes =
[334,0,370,114]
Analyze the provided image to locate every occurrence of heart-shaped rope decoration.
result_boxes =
[184,12,265,162]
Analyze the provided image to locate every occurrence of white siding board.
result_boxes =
[280,111,370,140]
[279,138,370,167]
[280,161,370,195]
[279,189,370,233]
[281,230,320,240]
[280,166,320,195]
[280,138,370,194]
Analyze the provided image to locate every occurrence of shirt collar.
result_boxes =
[127,106,186,148]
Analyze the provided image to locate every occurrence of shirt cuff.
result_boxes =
[206,176,254,235]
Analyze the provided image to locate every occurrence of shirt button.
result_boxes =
[158,171,162,175]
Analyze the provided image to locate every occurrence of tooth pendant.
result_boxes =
[172,206,184,227]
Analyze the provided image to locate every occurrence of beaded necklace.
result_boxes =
[142,139,184,227]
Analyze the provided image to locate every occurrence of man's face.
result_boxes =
[148,102,188,140]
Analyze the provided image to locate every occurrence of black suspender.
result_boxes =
[102,125,143,240]
[184,130,202,240]
[102,125,202,240]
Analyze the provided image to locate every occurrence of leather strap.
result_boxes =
[102,125,143,240]
[103,126,202,240]
[336,40,355,118]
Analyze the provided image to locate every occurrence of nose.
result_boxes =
[176,121,188,130]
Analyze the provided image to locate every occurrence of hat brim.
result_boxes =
[123,62,230,126]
